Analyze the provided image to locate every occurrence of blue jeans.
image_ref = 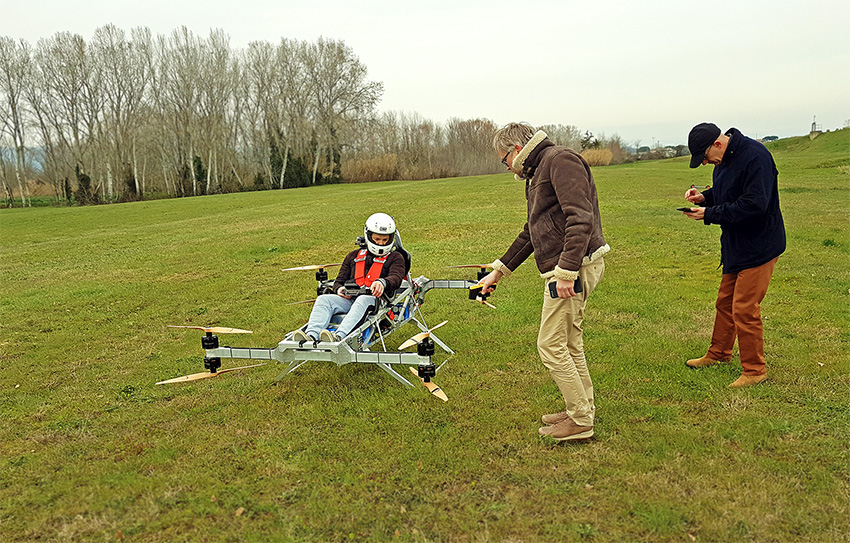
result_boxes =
[304,294,377,339]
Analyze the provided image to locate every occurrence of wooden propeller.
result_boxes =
[281,263,343,272]
[156,363,266,385]
[409,367,448,402]
[168,325,253,334]
[286,299,317,305]
[398,320,448,350]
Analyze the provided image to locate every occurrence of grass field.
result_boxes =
[1,129,848,542]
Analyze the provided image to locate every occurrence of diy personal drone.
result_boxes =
[158,234,495,401]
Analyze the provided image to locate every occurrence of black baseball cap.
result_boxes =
[688,122,721,168]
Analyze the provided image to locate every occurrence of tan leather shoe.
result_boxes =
[539,417,594,441]
[686,355,724,369]
[541,411,569,425]
[728,374,768,388]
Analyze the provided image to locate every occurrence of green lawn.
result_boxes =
[1,129,848,542]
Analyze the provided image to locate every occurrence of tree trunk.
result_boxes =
[280,145,289,189]
[213,149,219,193]
[162,161,171,197]
[14,161,27,207]
[189,143,197,196]
[0,151,13,207]
[312,143,321,185]
[132,137,141,197]
[2,176,12,207]
[106,161,114,202]
[230,159,243,189]
[205,149,212,194]
[14,146,29,207]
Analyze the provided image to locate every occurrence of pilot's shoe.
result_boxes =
[541,410,569,425]
[292,330,311,343]
[538,417,593,442]
[686,355,727,369]
[728,373,768,388]
[319,330,337,343]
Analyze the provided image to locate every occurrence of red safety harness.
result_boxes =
[354,249,387,287]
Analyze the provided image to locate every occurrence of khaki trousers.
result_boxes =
[707,257,779,376]
[537,258,605,427]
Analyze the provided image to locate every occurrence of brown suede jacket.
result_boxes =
[496,131,609,281]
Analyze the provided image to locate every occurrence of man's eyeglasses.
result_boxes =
[501,149,512,167]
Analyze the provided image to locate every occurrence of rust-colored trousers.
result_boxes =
[706,257,779,376]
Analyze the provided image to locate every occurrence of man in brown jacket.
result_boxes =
[480,122,609,442]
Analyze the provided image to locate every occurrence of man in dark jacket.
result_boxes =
[480,122,609,442]
[681,123,786,388]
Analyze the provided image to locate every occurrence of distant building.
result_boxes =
[810,116,823,140]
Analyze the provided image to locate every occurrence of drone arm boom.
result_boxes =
[415,278,478,295]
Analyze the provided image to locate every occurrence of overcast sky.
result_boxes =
[3,0,848,145]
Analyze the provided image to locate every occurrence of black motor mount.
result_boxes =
[204,356,222,373]
[201,332,219,350]
[201,333,221,373]
[417,362,436,382]
[417,336,436,357]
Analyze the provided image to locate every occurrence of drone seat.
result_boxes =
[392,231,412,283]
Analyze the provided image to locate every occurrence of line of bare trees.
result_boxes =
[0,25,632,207]
[0,26,389,206]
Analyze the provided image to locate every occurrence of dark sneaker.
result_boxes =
[541,411,569,425]
[539,417,593,441]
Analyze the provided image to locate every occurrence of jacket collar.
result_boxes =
[512,130,552,180]
[721,127,742,165]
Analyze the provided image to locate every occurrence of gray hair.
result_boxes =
[493,122,536,153]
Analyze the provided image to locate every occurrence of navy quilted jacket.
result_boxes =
[702,128,786,273]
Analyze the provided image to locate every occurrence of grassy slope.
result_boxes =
[1,129,848,542]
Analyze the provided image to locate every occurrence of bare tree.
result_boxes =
[538,123,582,151]
[275,38,312,188]
[195,29,235,195]
[0,37,33,206]
[445,117,500,176]
[5,27,520,203]
[302,38,383,184]
[33,32,104,200]
[161,27,203,196]
[134,28,176,196]
[91,24,150,200]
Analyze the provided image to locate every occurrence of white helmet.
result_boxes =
[364,213,397,256]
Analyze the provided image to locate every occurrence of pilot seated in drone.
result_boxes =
[292,213,407,344]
